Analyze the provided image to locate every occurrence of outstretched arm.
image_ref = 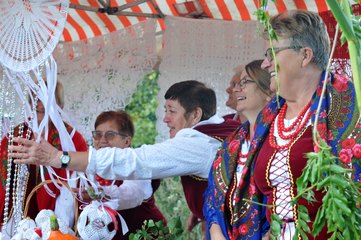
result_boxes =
[10,129,220,180]
[9,137,89,172]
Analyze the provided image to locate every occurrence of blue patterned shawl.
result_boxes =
[203,72,361,239]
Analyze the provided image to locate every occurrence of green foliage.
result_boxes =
[269,214,282,240]
[129,218,183,240]
[125,70,160,147]
[254,2,281,106]
[294,139,361,239]
[154,177,203,239]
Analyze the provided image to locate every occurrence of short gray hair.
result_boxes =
[263,10,330,70]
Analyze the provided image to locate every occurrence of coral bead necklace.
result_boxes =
[277,101,311,139]
[269,102,311,150]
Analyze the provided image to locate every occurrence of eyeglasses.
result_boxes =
[236,78,255,89]
[92,131,128,141]
[264,46,303,62]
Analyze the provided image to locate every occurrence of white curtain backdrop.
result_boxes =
[156,16,265,142]
[53,19,158,143]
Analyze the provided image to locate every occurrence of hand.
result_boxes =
[210,224,226,240]
[8,137,61,168]
[186,213,202,232]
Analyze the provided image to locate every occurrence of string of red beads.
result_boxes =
[269,102,311,150]
[277,101,311,138]
[95,175,113,186]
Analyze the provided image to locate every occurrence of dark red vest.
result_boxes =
[181,118,240,219]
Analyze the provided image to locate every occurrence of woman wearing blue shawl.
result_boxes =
[204,59,272,239]
[205,10,361,240]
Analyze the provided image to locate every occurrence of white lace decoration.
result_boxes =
[53,19,158,143]
[156,16,266,142]
[0,0,69,72]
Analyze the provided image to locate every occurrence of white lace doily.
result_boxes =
[0,0,69,72]
[53,19,158,143]
[156,16,265,142]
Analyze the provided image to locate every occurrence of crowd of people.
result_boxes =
[2,9,361,240]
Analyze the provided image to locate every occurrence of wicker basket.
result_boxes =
[23,179,78,233]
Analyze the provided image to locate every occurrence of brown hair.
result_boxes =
[245,60,271,97]
[164,80,216,121]
[94,110,134,137]
[263,10,330,70]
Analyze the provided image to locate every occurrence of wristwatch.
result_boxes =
[60,151,70,168]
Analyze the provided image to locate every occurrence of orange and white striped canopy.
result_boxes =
[63,0,357,42]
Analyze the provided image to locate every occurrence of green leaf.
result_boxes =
[270,214,282,238]
[312,208,326,236]
[298,228,309,240]
[298,219,311,233]
[147,220,156,228]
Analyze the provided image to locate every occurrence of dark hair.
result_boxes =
[263,10,330,70]
[245,60,272,97]
[164,80,216,121]
[94,110,134,137]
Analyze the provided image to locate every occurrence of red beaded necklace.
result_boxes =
[277,101,311,140]
[269,102,311,150]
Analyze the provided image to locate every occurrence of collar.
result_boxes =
[192,114,224,128]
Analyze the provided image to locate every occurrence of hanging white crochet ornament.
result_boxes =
[0,1,72,238]
[0,0,69,72]
[77,201,128,240]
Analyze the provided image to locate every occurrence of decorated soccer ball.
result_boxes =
[77,203,117,240]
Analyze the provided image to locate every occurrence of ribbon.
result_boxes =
[79,200,128,236]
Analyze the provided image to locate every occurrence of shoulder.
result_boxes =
[173,129,221,149]
[176,128,213,138]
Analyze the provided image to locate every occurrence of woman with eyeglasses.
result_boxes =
[238,10,360,240]
[87,110,166,239]
[204,60,272,240]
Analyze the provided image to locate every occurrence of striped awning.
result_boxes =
[63,0,358,42]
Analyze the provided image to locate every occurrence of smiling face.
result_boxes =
[163,99,195,138]
[93,120,131,149]
[225,73,241,110]
[261,39,304,98]
[234,70,269,118]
